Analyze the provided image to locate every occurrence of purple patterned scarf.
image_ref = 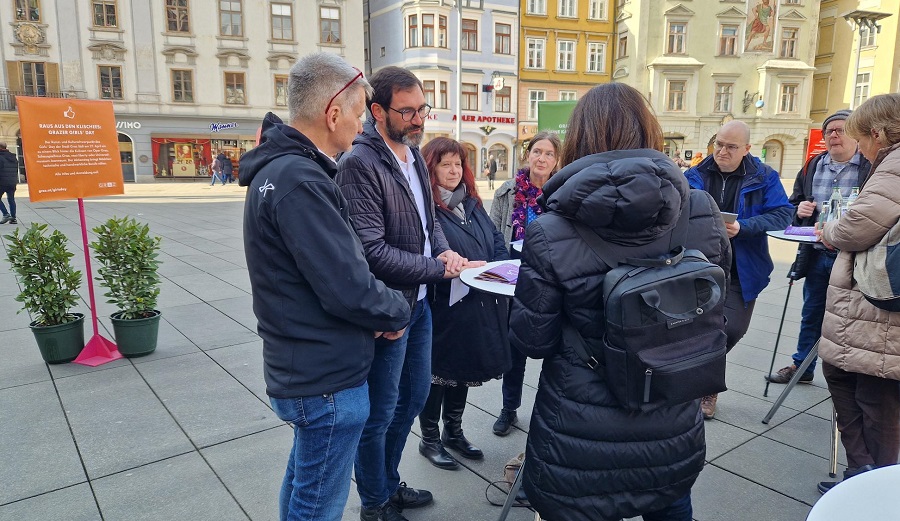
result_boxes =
[511,168,543,241]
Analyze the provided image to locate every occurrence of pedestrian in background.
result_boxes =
[0,142,18,224]
[210,152,224,186]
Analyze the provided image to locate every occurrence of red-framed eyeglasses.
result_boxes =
[325,68,364,115]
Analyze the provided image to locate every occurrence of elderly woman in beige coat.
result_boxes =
[816,93,900,494]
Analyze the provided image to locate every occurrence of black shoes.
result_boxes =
[493,409,518,436]
[360,504,408,521]
[0,215,14,225]
[766,365,815,384]
[441,430,484,460]
[817,464,876,495]
[389,482,433,510]
[418,438,458,469]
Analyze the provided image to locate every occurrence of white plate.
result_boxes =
[458,259,521,297]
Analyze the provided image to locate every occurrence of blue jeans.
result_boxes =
[210,173,223,185]
[270,383,369,521]
[793,250,836,372]
[355,299,432,509]
[641,493,692,521]
[0,187,15,217]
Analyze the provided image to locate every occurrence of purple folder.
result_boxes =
[784,226,817,237]
[475,263,519,285]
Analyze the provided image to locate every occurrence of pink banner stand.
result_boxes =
[73,198,122,366]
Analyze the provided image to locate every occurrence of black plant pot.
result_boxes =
[30,313,85,364]
[111,310,161,357]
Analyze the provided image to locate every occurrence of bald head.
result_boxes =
[713,121,752,172]
[0,142,7,150]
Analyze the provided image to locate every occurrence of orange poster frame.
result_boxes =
[16,97,125,202]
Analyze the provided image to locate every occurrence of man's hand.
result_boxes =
[797,201,816,219]
[725,220,740,238]
[438,250,467,278]
[463,260,487,269]
[382,328,406,341]
[374,331,383,338]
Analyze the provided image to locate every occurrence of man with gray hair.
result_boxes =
[239,52,410,521]
[685,120,793,418]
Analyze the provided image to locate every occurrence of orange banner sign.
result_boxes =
[806,128,827,164]
[16,97,125,202]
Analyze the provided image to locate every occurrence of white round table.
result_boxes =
[766,229,819,243]
[458,259,520,297]
[806,465,900,521]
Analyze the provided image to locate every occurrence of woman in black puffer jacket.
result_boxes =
[509,83,731,521]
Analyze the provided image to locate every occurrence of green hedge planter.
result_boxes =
[31,313,85,364]
[111,310,161,357]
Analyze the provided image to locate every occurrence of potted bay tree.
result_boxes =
[91,216,163,357]
[5,223,85,363]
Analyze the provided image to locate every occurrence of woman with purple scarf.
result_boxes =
[488,131,561,436]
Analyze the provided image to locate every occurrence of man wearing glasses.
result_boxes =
[685,120,793,419]
[239,53,410,521]
[337,66,470,521]
[766,110,871,386]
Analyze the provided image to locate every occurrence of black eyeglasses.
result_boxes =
[325,68,364,115]
[388,104,432,122]
[825,128,846,136]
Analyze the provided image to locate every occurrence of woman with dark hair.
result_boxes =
[488,130,561,435]
[416,137,511,470]
[510,83,731,521]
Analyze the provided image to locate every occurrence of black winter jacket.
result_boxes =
[429,196,511,382]
[0,149,17,188]
[787,151,870,279]
[240,113,410,399]
[337,122,450,309]
[510,149,731,521]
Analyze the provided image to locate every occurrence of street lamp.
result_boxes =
[455,1,462,139]
[842,10,892,109]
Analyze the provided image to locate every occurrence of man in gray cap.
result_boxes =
[766,109,871,384]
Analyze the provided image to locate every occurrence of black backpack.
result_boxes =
[566,206,728,411]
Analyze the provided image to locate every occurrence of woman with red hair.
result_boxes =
[415,137,511,470]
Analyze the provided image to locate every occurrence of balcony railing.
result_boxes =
[0,90,70,112]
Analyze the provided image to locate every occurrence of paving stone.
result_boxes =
[762,412,847,467]
[161,302,258,350]
[55,364,194,479]
[692,464,811,521]
[201,425,292,521]
[205,340,268,402]
[0,326,51,389]
[135,352,281,448]
[0,483,101,521]
[91,452,247,521]
[155,280,204,310]
[207,295,257,332]
[166,272,249,302]
[703,420,757,461]
[0,381,86,504]
[712,436,832,506]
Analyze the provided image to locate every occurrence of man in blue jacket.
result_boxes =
[685,120,793,419]
[240,52,410,521]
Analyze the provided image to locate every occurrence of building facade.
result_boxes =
[518,0,615,152]
[366,0,519,178]
[812,0,898,125]
[614,0,820,178]
[1,0,364,182]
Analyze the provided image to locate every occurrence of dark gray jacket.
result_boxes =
[0,149,17,188]
[511,149,731,521]
[337,122,450,309]
[239,113,409,399]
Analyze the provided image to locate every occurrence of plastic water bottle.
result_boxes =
[828,185,843,221]
[818,202,830,230]
[845,187,860,209]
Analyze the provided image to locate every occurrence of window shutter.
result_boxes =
[46,62,60,94]
[6,61,22,92]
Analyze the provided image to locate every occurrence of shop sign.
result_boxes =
[116,121,142,129]
[210,121,239,133]
[451,115,516,124]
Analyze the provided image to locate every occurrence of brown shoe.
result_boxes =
[765,365,814,384]
[700,394,718,420]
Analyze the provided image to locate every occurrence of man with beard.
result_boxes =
[337,66,470,521]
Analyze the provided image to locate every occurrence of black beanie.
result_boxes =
[822,110,852,133]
